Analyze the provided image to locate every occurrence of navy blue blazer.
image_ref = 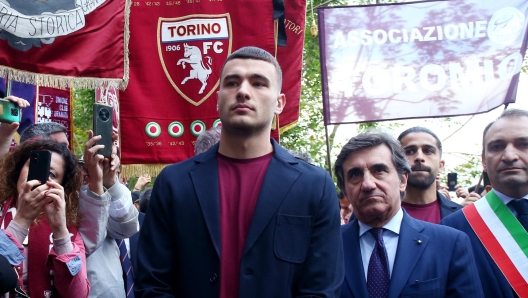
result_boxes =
[135,140,344,297]
[441,210,516,298]
[341,211,484,298]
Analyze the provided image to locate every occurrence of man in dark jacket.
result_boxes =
[398,127,462,223]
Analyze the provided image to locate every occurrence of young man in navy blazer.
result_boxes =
[135,47,344,297]
[335,132,483,298]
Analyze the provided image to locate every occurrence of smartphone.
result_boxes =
[0,98,20,123]
[447,172,458,192]
[93,103,113,158]
[27,150,52,189]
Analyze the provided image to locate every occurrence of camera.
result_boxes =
[98,108,110,122]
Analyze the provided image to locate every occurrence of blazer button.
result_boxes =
[209,273,218,283]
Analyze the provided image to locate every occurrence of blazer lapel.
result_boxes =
[342,220,369,298]
[243,143,301,255]
[388,212,429,298]
[190,148,221,257]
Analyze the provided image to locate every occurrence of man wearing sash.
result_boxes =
[442,108,528,298]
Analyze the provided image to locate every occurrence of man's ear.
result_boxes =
[399,172,408,192]
[275,94,286,114]
[216,91,219,111]
[482,152,487,172]
[439,159,445,171]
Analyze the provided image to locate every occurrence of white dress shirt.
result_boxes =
[358,208,403,280]
[493,189,528,217]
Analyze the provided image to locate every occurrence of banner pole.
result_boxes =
[325,124,333,178]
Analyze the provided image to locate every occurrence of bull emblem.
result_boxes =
[177,44,213,94]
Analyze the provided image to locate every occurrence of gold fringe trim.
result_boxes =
[0,0,131,90]
[121,164,168,178]
[279,120,298,135]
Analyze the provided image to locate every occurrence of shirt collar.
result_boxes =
[358,208,403,237]
[493,189,528,205]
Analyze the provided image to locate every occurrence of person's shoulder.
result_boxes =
[440,208,467,227]
[405,212,466,238]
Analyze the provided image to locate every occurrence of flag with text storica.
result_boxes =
[0,0,129,89]
[119,0,306,165]
[318,0,528,125]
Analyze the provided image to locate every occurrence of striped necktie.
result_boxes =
[116,239,135,298]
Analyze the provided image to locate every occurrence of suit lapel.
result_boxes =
[342,220,369,298]
[190,150,221,257]
[388,213,429,298]
[243,145,301,256]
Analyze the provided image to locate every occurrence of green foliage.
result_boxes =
[72,89,95,157]
[442,154,482,187]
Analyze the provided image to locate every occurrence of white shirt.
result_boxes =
[358,208,403,280]
[493,189,528,217]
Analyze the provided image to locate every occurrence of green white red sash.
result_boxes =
[463,190,528,297]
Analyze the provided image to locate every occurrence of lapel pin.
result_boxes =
[416,239,422,244]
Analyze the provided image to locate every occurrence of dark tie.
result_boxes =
[367,228,390,298]
[116,239,135,298]
[509,199,528,233]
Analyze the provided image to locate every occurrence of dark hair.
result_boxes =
[194,127,221,155]
[220,46,283,92]
[337,190,345,200]
[286,149,314,164]
[397,126,442,157]
[482,108,528,153]
[334,131,411,193]
[0,139,83,226]
[139,188,152,213]
[20,123,67,143]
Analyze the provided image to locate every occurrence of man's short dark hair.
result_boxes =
[397,126,442,157]
[482,108,528,153]
[337,190,345,200]
[20,123,67,143]
[287,149,314,165]
[194,127,221,155]
[334,131,411,193]
[220,46,283,92]
[140,188,153,213]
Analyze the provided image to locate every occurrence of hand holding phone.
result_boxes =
[0,98,21,124]
[447,173,458,192]
[93,103,114,158]
[27,150,52,189]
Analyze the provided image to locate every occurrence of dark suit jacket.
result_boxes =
[441,210,516,298]
[438,191,462,218]
[341,211,484,298]
[135,140,344,297]
[130,211,145,273]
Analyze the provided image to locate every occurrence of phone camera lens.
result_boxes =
[10,108,18,116]
[99,108,110,122]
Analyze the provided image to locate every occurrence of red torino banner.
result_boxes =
[0,0,129,89]
[120,0,306,165]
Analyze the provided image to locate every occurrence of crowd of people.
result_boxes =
[0,46,526,297]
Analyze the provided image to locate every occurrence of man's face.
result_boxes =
[339,198,352,221]
[49,132,69,147]
[341,144,407,226]
[483,116,528,198]
[217,58,285,134]
[400,132,444,190]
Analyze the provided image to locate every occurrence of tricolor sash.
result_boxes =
[463,190,528,297]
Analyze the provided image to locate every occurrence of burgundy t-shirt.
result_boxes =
[401,199,442,224]
[217,152,273,298]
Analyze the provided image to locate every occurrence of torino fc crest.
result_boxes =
[158,14,232,106]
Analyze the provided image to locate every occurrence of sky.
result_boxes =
[332,72,528,186]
